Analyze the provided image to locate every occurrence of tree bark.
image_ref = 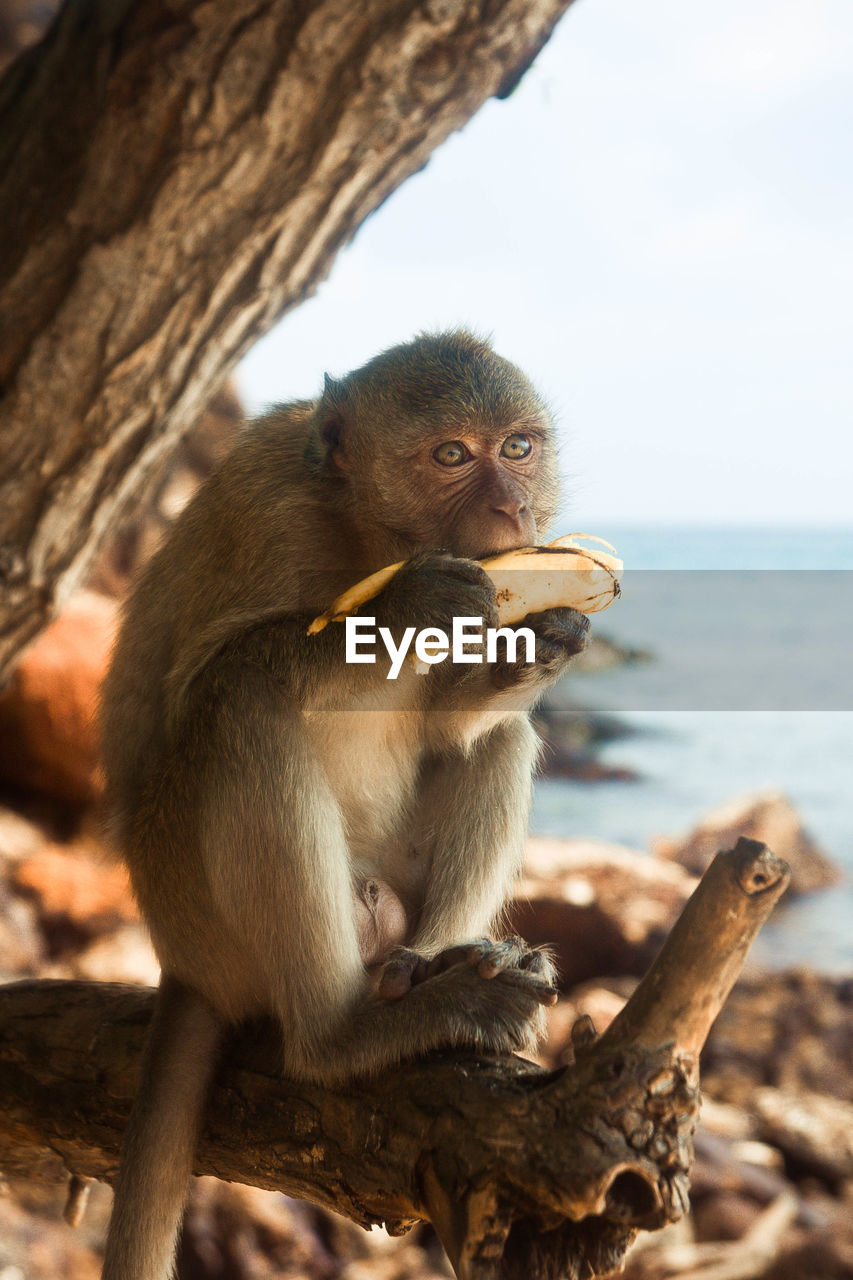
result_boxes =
[0,841,790,1280]
[0,0,575,683]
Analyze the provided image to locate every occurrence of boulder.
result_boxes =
[70,923,159,987]
[654,790,841,896]
[510,835,697,987]
[700,969,853,1107]
[539,984,630,1066]
[0,882,42,979]
[534,697,637,781]
[0,591,116,809]
[0,805,50,866]
[13,841,138,955]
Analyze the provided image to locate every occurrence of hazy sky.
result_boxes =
[236,0,853,526]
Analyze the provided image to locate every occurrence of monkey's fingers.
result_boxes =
[477,937,556,976]
[378,940,497,999]
[475,938,559,1005]
[420,939,493,980]
[307,534,622,634]
[475,936,555,980]
[493,967,559,1006]
[516,946,558,980]
[475,936,526,979]
[377,947,422,1000]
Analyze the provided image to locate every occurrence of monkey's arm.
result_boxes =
[367,553,589,698]
[409,715,538,956]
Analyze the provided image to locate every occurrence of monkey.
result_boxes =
[98,330,590,1280]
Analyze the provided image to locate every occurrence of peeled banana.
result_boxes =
[308,534,622,634]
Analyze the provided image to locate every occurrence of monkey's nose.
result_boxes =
[491,497,527,520]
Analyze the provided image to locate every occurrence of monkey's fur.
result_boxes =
[99,331,589,1279]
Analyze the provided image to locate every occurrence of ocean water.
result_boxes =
[530,525,853,975]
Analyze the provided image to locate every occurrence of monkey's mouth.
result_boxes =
[465,534,538,560]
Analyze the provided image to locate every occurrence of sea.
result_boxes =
[529,524,853,975]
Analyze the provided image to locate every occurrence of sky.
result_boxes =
[235,0,853,527]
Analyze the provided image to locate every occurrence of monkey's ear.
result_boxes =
[317,374,350,471]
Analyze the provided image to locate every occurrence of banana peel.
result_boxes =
[308,534,622,634]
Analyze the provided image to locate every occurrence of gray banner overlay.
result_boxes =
[571,570,852,712]
[299,569,852,710]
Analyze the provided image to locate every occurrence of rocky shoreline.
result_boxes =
[1,781,849,1278]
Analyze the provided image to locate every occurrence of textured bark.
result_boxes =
[0,0,575,683]
[0,842,790,1280]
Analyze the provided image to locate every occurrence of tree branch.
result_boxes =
[0,0,575,680]
[0,840,789,1280]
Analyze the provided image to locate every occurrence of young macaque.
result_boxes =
[99,330,589,1280]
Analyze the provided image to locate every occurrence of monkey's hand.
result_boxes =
[374,551,499,636]
[378,937,557,998]
[374,938,557,1055]
[488,605,590,692]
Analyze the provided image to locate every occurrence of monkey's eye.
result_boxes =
[500,434,533,460]
[433,441,469,467]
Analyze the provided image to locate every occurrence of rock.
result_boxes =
[0,806,50,866]
[0,808,50,978]
[510,836,697,987]
[569,631,652,674]
[0,1186,104,1280]
[751,1086,853,1182]
[654,790,841,896]
[701,971,853,1107]
[691,1190,764,1244]
[176,1180,452,1280]
[540,984,630,1065]
[533,698,638,781]
[71,923,159,986]
[0,591,117,809]
[762,1210,853,1280]
[13,841,138,956]
[691,1130,795,1216]
[0,882,43,979]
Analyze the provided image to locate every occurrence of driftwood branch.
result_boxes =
[0,839,789,1280]
[0,0,574,681]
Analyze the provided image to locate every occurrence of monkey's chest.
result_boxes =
[302,708,424,874]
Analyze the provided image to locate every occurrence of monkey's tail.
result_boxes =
[102,975,223,1280]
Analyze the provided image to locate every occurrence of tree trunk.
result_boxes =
[0,0,574,683]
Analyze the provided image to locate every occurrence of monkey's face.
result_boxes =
[338,416,560,564]
[399,422,555,558]
[320,332,561,564]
